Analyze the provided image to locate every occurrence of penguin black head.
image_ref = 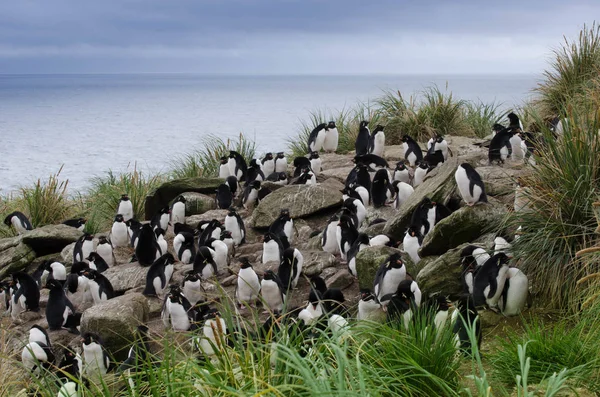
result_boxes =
[416,161,428,170]
[175,195,186,204]
[227,207,238,217]
[249,159,260,168]
[359,120,370,128]
[120,194,130,201]
[338,214,353,227]
[356,233,370,246]
[395,161,406,171]
[327,121,336,129]
[98,236,110,245]
[126,218,142,229]
[374,124,385,132]
[263,270,276,281]
[309,275,327,295]
[276,152,285,159]
[435,134,445,143]
[309,151,320,160]
[279,208,291,219]
[360,289,376,302]
[204,308,220,320]
[60,347,78,365]
[183,271,200,283]
[239,257,252,269]
[45,278,63,290]
[251,180,261,190]
[82,269,100,280]
[83,233,93,241]
[492,123,505,133]
[264,152,274,161]
[160,252,176,264]
[493,252,510,267]
[86,252,100,262]
[406,225,421,239]
[154,227,166,238]
[114,214,124,223]
[401,134,412,142]
[82,332,103,346]
[220,230,233,240]
[276,172,287,181]
[308,289,321,308]
[220,155,229,164]
[395,280,415,302]
[460,245,480,271]
[386,253,404,269]
[71,261,89,275]
[507,112,520,124]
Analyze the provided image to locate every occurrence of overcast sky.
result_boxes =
[0,1,597,74]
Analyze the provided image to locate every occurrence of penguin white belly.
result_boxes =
[261,280,284,312]
[406,152,418,167]
[224,216,243,246]
[394,182,414,209]
[157,236,168,255]
[378,268,406,302]
[298,308,316,325]
[81,241,94,262]
[171,202,186,225]
[244,189,259,208]
[455,167,474,205]
[11,293,27,320]
[118,201,134,222]
[394,169,410,184]
[212,242,229,268]
[510,135,524,160]
[306,302,323,319]
[438,141,449,160]
[275,158,287,173]
[310,158,322,176]
[96,244,114,267]
[111,224,129,248]
[354,201,367,226]
[51,262,67,281]
[348,256,357,276]
[486,265,509,308]
[291,250,303,287]
[357,300,383,321]
[500,146,509,161]
[402,309,413,331]
[322,222,340,254]
[369,235,390,247]
[403,234,421,264]
[83,344,108,377]
[166,300,190,331]
[413,168,426,187]
[434,310,449,333]
[196,318,227,356]
[355,186,369,205]
[494,237,512,257]
[323,128,339,152]
[426,209,436,235]
[335,226,348,260]
[500,268,528,316]
[262,241,280,263]
[402,142,409,158]
[173,235,184,255]
[219,164,230,178]
[262,161,275,176]
[472,248,490,267]
[57,382,78,397]
[373,133,385,157]
[88,282,104,305]
[227,158,238,179]
[283,220,294,243]
[22,342,47,374]
[181,249,193,264]
[236,268,260,304]
[183,280,203,306]
[314,131,326,152]
[11,217,28,234]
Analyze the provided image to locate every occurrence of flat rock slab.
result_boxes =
[145,177,223,220]
[251,184,343,228]
[0,236,36,279]
[80,293,149,361]
[22,224,83,256]
[103,262,148,294]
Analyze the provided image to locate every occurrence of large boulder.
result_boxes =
[419,201,507,257]
[384,157,459,239]
[475,166,528,197]
[251,184,343,228]
[181,192,217,215]
[103,262,148,294]
[320,167,354,183]
[355,246,417,290]
[0,236,36,279]
[60,242,76,264]
[80,293,149,360]
[302,251,338,277]
[185,209,229,229]
[416,244,470,299]
[21,224,83,256]
[144,177,223,220]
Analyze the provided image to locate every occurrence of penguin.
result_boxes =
[266,171,288,185]
[309,151,322,175]
[56,347,82,395]
[174,232,195,264]
[269,208,294,246]
[182,271,204,306]
[45,279,80,332]
[10,272,40,319]
[425,200,452,235]
[110,214,129,248]
[194,246,218,279]
[260,270,286,313]
[413,161,429,188]
[423,150,445,168]
[246,159,265,183]
[63,217,87,231]
[117,194,134,222]
[427,134,449,160]
[73,233,94,264]
[323,120,339,152]
[292,157,310,178]
[373,253,406,306]
[357,289,385,322]
[336,214,358,261]
[0,281,9,313]
[371,168,392,208]
[207,237,229,269]
[298,289,324,325]
[87,252,109,273]
[281,247,303,289]
[510,131,525,161]
[22,338,54,375]
[321,214,340,255]
[220,229,235,256]
[225,175,240,198]
[261,152,275,176]
[387,279,420,329]
[262,232,284,264]
[224,207,246,246]
[3,211,33,234]
[293,167,316,185]
[507,111,523,130]
[461,245,491,269]
[472,253,510,309]
[274,152,287,173]
[307,123,327,152]
[354,154,389,170]
[143,253,175,298]
[423,295,452,337]
[43,260,67,285]
[341,183,368,207]
[127,218,143,247]
[193,309,228,356]
[198,219,223,247]
[242,180,261,209]
[498,267,528,316]
[401,135,424,167]
[155,227,168,255]
[64,261,90,308]
[216,184,233,209]
[488,127,513,164]
[170,195,186,225]
[219,155,231,178]
[355,120,370,156]
[235,258,260,308]
[452,295,481,355]
[135,224,162,266]
[228,150,248,181]
[368,124,385,157]
[151,206,170,231]
[368,234,398,248]
[393,161,411,184]
[494,236,513,258]
[118,325,152,394]
[82,269,114,305]
[161,285,193,331]
[96,236,115,267]
[403,226,423,264]
[392,181,414,209]
[491,123,505,136]
[347,233,370,277]
[343,197,366,228]
[455,163,487,206]
[82,332,111,377]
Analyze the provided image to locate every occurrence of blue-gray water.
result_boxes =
[0,74,539,194]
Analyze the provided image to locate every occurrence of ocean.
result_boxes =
[0,74,539,194]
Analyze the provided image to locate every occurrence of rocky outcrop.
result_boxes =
[416,244,469,299]
[60,242,76,264]
[251,184,343,228]
[21,224,83,256]
[475,166,528,197]
[103,262,148,294]
[185,209,229,229]
[181,192,217,215]
[419,201,507,256]
[80,293,149,360]
[302,251,338,277]
[384,157,459,239]
[0,236,36,279]
[144,177,223,220]
[355,246,417,290]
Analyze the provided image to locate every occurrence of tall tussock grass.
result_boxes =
[170,133,256,179]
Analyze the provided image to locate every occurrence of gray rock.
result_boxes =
[21,224,83,256]
[384,157,459,240]
[0,236,36,279]
[362,221,386,236]
[302,251,337,277]
[80,293,149,361]
[320,167,354,183]
[320,152,355,171]
[144,177,223,220]
[475,166,529,197]
[320,177,345,192]
[251,184,343,228]
[415,244,469,299]
[355,246,416,290]
[419,201,507,256]
[181,192,217,215]
[185,209,229,229]
[103,262,148,294]
[326,269,355,290]
[61,242,76,264]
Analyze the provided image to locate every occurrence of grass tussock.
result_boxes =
[170,133,256,179]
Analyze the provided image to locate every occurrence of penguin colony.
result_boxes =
[1,113,538,394]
